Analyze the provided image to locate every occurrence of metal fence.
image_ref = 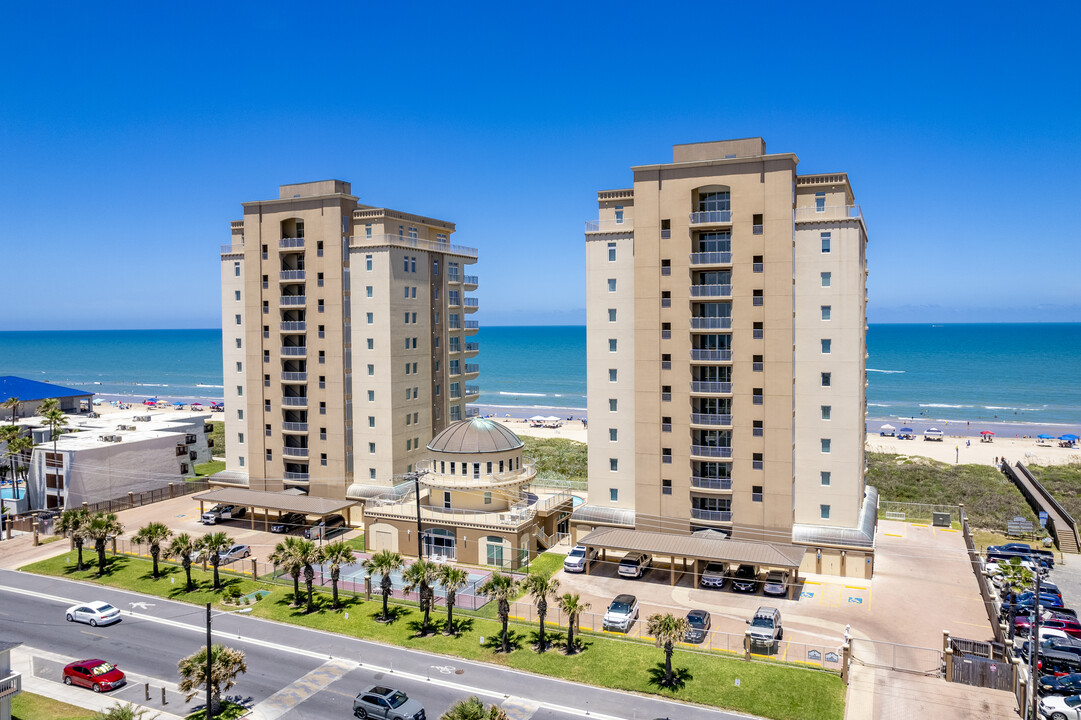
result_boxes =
[529,478,587,492]
[849,637,943,675]
[877,501,959,524]
[82,480,210,515]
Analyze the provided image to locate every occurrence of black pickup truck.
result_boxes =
[987,542,1055,568]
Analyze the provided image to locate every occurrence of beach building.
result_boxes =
[0,376,93,418]
[0,639,22,720]
[573,138,874,578]
[220,181,480,503]
[363,417,572,569]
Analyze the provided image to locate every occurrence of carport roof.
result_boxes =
[580,527,806,568]
[193,488,355,516]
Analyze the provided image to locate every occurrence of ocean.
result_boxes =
[0,324,1078,428]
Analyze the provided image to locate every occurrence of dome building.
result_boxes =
[363,418,573,568]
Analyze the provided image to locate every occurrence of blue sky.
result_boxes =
[2,2,1078,329]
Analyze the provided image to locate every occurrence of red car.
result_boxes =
[62,659,125,692]
[1015,616,1081,639]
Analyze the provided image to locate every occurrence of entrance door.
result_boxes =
[424,528,456,561]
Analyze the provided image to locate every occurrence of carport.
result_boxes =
[579,527,807,600]
[193,488,357,533]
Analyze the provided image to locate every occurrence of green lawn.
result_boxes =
[194,460,226,477]
[343,534,366,552]
[12,692,95,720]
[207,420,225,453]
[523,552,565,580]
[520,436,587,485]
[21,553,845,720]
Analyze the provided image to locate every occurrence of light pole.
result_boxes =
[205,602,251,720]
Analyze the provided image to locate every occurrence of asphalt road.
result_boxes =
[0,569,746,720]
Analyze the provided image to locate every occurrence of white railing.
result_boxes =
[464,298,479,307]
[280,270,305,280]
[690,317,732,330]
[690,445,733,458]
[691,413,732,426]
[284,471,309,480]
[220,244,244,254]
[493,462,537,483]
[350,233,478,259]
[689,252,732,265]
[794,205,862,222]
[464,320,479,329]
[281,397,308,406]
[690,284,732,298]
[690,349,732,362]
[280,237,305,248]
[691,508,732,522]
[280,321,306,331]
[281,422,308,432]
[281,372,307,382]
[282,446,309,457]
[364,497,537,529]
[584,218,634,233]
[691,476,732,490]
[464,342,479,352]
[463,275,478,285]
[465,386,480,396]
[464,364,479,374]
[280,347,307,356]
[689,211,732,224]
[280,296,306,306]
[0,670,22,699]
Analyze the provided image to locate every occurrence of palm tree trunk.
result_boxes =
[305,579,314,613]
[96,541,106,576]
[212,560,221,589]
[184,559,193,590]
[382,589,390,621]
[331,569,340,609]
[501,611,510,653]
[292,574,300,606]
[445,593,455,635]
[664,643,673,686]
[567,620,575,654]
[75,539,85,571]
[421,585,430,633]
[151,548,160,578]
[538,607,546,652]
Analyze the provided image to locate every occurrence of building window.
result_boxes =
[236,361,242,372]
[608,242,616,261]
[365,255,373,270]
[662,478,672,495]
[752,388,763,405]
[752,289,763,306]
[238,433,244,443]
[366,286,373,297]
[821,405,832,420]
[615,206,624,224]
[821,471,831,486]
[753,322,764,340]
[236,385,243,396]
[821,305,831,321]
[821,372,831,387]
[368,416,375,428]
[320,402,326,415]
[607,278,616,292]
[320,376,326,389]
[752,213,763,234]
[321,428,327,440]
[815,192,826,212]
[662,448,672,464]
[821,232,831,252]
[234,261,240,277]
[609,338,617,352]
[821,504,831,519]
[234,290,241,301]
[317,299,324,313]
[609,428,618,442]
[366,312,374,324]
[821,339,832,354]
[821,438,831,453]
[752,255,763,273]
[610,488,619,502]
[367,364,374,376]
[608,308,616,322]
[318,350,325,364]
[752,453,763,470]
[235,338,242,349]
[367,338,374,350]
[821,272,831,287]
[661,385,671,401]
[234,314,241,325]
[610,458,618,471]
[367,390,374,401]
[317,272,324,287]
[608,369,617,382]
[752,420,763,437]
[609,399,617,412]
[237,409,243,420]
[369,468,377,480]
[752,354,763,372]
[320,453,327,466]
[660,258,671,276]
[239,456,244,467]
[752,485,763,502]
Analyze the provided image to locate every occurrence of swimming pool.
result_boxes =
[0,487,25,501]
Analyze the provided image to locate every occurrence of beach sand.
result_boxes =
[866,433,1081,467]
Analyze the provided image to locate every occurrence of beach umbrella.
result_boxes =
[144,398,157,404]
[545,415,561,422]
[173,402,184,407]
[1037,434,1054,439]
[190,402,203,407]
[980,431,994,436]
[1061,434,1079,441]
[899,427,913,433]
[880,424,896,431]
[529,415,546,421]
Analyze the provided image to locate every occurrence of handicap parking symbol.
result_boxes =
[801,591,816,599]
[847,596,864,604]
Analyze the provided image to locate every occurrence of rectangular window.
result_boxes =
[609,458,618,471]
[366,286,373,297]
[236,385,243,396]
[320,453,327,466]
[821,231,831,252]
[609,338,617,352]
[752,420,763,437]
[608,308,616,322]
[234,261,240,277]
[235,361,242,372]
[367,338,374,350]
[321,428,327,440]
[821,438,831,453]
[821,305,831,321]
[234,290,241,301]
[368,416,375,428]
[237,409,243,420]
[484,491,492,505]
[821,372,832,387]
[821,405,832,420]
[821,338,832,354]
[752,485,763,502]
[366,312,374,324]
[815,192,826,212]
[608,369,617,382]
[370,468,377,480]
[365,255,373,271]
[486,461,492,475]
[608,242,616,261]
[607,278,616,292]
[239,456,244,467]
[317,299,324,313]
[238,433,244,443]
[411,257,416,273]
[473,462,480,479]
[821,471,831,486]
[609,488,619,502]
[821,504,831,519]
[615,206,624,224]
[320,402,326,415]
[367,390,375,401]
[367,364,374,376]
[234,314,241,325]
[404,312,410,324]
[403,257,409,272]
[412,312,417,324]
[609,399,617,412]
[753,452,764,470]
[318,350,325,364]
[235,338,242,349]
[820,272,831,287]
[609,428,618,442]
[317,272,324,287]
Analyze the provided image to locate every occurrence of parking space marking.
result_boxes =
[841,584,871,609]
[819,584,841,608]
[937,528,959,534]
[800,581,820,601]
[884,532,904,538]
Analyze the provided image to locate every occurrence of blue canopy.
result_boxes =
[1061,434,1079,441]
[1038,434,1054,439]
[899,427,914,433]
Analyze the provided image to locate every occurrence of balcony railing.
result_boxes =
[220,244,244,254]
[280,237,305,248]
[465,385,480,397]
[447,273,461,283]
[690,284,732,298]
[349,233,478,259]
[690,349,732,362]
[280,347,307,356]
[281,397,308,406]
[280,321,306,332]
[464,320,479,329]
[280,270,306,281]
[284,471,310,481]
[691,476,732,491]
[689,252,732,266]
[464,364,479,374]
[690,445,733,458]
[463,298,479,307]
[690,317,732,330]
[463,275,478,285]
[794,205,863,223]
[280,296,306,306]
[282,422,309,432]
[691,508,733,522]
[691,381,732,394]
[281,372,307,382]
[0,670,23,700]
[689,211,732,225]
[691,413,732,426]
[584,218,633,233]
[282,446,309,457]
[464,342,479,353]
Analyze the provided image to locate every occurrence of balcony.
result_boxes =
[463,275,478,288]
[450,389,462,400]
[281,372,307,382]
[280,321,306,332]
[282,446,309,457]
[689,252,732,266]
[220,243,244,255]
[281,397,308,407]
[284,471,310,481]
[690,381,732,394]
[691,413,733,426]
[794,205,863,223]
[349,233,478,259]
[463,297,479,309]
[691,508,733,523]
[464,342,479,354]
[691,476,732,491]
[280,237,305,248]
[280,270,306,281]
[690,317,732,330]
[584,218,633,234]
[447,273,461,284]
[282,422,308,433]
[690,349,732,363]
[464,321,479,334]
[280,296,306,306]
[280,346,307,356]
[688,211,732,226]
[690,445,733,459]
[464,363,480,375]
[0,669,23,701]
[464,385,480,399]
[690,284,732,298]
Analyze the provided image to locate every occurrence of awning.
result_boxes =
[193,488,355,516]
[570,503,635,528]
[579,527,806,568]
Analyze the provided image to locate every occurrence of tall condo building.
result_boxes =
[573,139,875,577]
[219,181,480,501]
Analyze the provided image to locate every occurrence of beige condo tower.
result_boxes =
[573,138,876,578]
[219,181,480,501]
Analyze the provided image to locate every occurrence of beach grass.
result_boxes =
[12,691,95,720]
[868,452,1037,530]
[520,436,587,484]
[21,553,844,720]
[1026,463,1081,523]
[194,459,225,477]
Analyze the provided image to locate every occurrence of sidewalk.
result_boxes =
[0,533,71,570]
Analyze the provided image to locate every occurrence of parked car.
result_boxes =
[304,513,346,539]
[1041,672,1081,695]
[1020,591,1066,606]
[352,685,426,720]
[218,544,252,564]
[602,594,639,632]
[730,564,760,593]
[700,562,728,588]
[270,512,306,533]
[746,607,783,643]
[201,504,246,525]
[1019,636,1081,663]
[63,660,125,693]
[1016,616,1081,639]
[684,609,711,644]
[762,570,789,597]
[563,545,598,573]
[988,542,1055,568]
[64,601,121,627]
[618,552,652,579]
[1038,693,1081,720]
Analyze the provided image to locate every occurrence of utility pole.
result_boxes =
[412,472,424,559]
[1030,571,1042,720]
[206,602,214,720]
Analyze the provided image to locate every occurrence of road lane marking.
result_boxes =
[253,657,357,720]
[501,696,541,720]
[80,630,107,639]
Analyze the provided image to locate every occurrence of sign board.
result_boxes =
[808,649,822,661]
[1040,511,1049,527]
[1008,516,1034,535]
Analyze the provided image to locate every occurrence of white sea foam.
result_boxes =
[498,391,547,397]
[867,403,890,407]
[867,368,905,374]
[918,403,970,408]
[196,384,224,388]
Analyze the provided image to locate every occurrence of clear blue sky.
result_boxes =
[2,2,1078,330]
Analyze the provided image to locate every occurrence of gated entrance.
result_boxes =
[849,638,943,676]
[948,637,1015,691]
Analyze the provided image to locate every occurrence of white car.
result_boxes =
[1039,693,1081,719]
[602,594,639,632]
[563,545,596,573]
[65,601,121,627]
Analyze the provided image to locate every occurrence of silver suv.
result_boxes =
[700,561,727,588]
[352,685,425,720]
[602,594,639,632]
[747,606,783,643]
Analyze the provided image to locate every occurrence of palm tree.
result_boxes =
[177,644,247,716]
[132,522,173,578]
[84,512,123,576]
[0,426,30,504]
[478,572,518,654]
[200,531,232,589]
[91,702,161,720]
[294,538,321,613]
[521,573,560,652]
[39,399,67,494]
[2,396,20,424]
[402,559,439,635]
[319,540,357,609]
[269,537,305,607]
[437,565,469,635]
[646,612,690,687]
[165,532,198,591]
[439,696,509,720]
[57,508,92,571]
[362,550,405,622]
[557,593,590,655]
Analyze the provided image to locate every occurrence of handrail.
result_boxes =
[349,233,477,259]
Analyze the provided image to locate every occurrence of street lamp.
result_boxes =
[205,602,252,720]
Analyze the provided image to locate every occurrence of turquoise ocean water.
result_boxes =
[0,324,1078,427]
